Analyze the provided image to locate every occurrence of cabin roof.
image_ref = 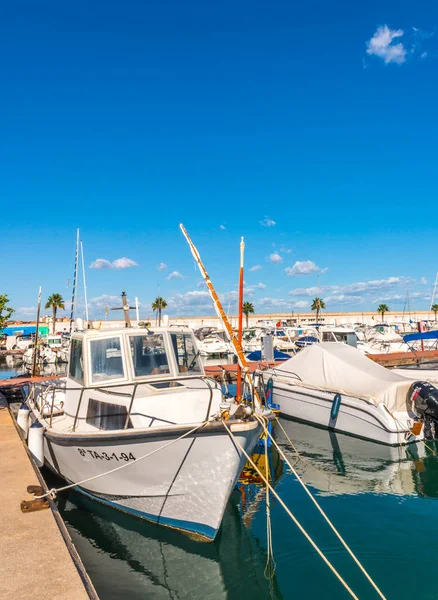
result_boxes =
[71,326,193,339]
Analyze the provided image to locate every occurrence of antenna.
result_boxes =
[80,240,89,324]
[70,228,80,332]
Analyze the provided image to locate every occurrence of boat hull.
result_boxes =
[43,421,262,540]
[271,382,422,446]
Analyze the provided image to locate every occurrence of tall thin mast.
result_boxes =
[32,287,42,377]
[431,271,438,317]
[236,237,245,401]
[179,223,252,374]
[80,240,89,324]
[70,228,80,332]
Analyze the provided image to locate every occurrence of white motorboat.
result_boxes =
[361,324,411,354]
[195,330,233,356]
[25,324,267,540]
[256,342,438,445]
[23,344,57,365]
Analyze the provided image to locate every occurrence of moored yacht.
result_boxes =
[25,323,268,540]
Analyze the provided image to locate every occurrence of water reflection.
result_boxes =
[275,418,438,498]
[0,356,67,379]
[57,488,281,600]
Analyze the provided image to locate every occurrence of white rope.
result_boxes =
[259,415,387,600]
[263,426,276,582]
[220,418,360,600]
[36,417,215,500]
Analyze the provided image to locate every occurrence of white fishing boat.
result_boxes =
[25,324,267,540]
[256,342,438,445]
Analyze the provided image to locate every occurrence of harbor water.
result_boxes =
[2,356,438,599]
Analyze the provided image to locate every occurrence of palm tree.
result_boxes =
[311,297,325,323]
[45,293,65,334]
[432,304,438,321]
[152,296,167,326]
[242,301,255,328]
[377,304,389,322]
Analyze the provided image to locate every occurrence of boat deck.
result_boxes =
[0,394,96,600]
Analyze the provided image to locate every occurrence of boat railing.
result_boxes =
[28,375,217,432]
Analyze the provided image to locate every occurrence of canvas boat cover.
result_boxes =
[270,342,416,412]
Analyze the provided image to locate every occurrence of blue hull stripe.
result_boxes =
[76,487,218,540]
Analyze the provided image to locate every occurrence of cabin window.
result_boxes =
[170,333,202,374]
[129,334,170,377]
[322,332,334,342]
[86,398,129,430]
[90,337,125,383]
[69,339,84,384]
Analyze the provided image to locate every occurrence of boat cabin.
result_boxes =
[68,326,203,388]
[44,334,64,348]
[58,326,220,432]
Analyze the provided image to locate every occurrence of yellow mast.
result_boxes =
[179,223,252,373]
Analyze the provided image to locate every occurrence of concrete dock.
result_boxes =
[0,397,97,600]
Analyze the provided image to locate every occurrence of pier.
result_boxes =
[0,394,97,600]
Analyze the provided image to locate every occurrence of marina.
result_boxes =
[4,1,438,597]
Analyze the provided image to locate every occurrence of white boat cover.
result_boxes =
[271,343,416,412]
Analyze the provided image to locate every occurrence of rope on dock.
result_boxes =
[35,418,215,500]
[220,418,361,600]
[256,415,388,600]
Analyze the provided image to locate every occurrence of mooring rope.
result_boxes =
[35,418,215,500]
[220,418,360,600]
[263,426,276,582]
[257,415,387,600]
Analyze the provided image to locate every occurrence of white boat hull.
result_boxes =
[271,382,422,446]
[43,421,262,540]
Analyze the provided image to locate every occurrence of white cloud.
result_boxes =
[17,306,37,315]
[285,260,320,276]
[157,262,167,271]
[269,253,283,264]
[89,295,121,310]
[167,290,212,315]
[260,217,276,227]
[256,282,266,289]
[366,25,407,65]
[257,297,289,308]
[249,265,262,272]
[324,294,365,306]
[90,257,138,269]
[289,286,320,297]
[421,277,428,285]
[197,280,207,288]
[219,225,226,230]
[167,271,185,280]
[289,276,414,297]
[292,300,309,309]
[279,245,292,254]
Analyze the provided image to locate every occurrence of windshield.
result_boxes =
[129,334,170,377]
[170,333,202,374]
[90,337,125,383]
[69,339,84,384]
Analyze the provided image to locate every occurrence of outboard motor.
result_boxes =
[407,381,438,440]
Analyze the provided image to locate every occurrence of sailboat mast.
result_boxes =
[236,237,245,401]
[32,287,42,377]
[80,240,89,324]
[430,271,438,315]
[70,228,80,332]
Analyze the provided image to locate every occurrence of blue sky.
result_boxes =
[2,0,438,320]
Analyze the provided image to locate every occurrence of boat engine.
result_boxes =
[408,381,438,440]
